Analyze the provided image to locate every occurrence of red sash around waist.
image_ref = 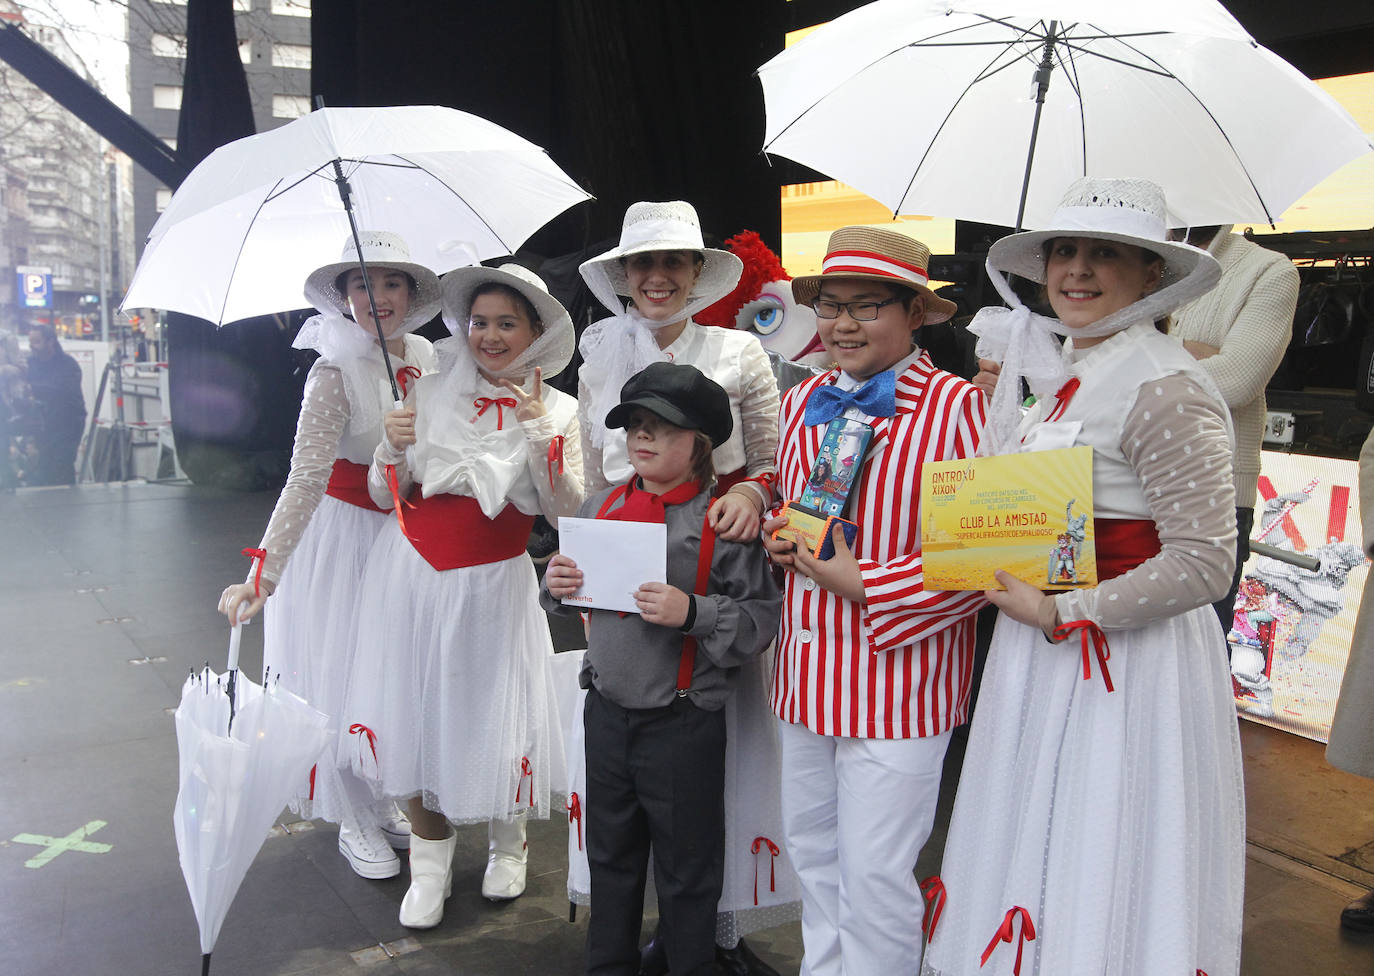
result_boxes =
[325,459,387,512]
[1094,518,1161,581]
[401,488,534,571]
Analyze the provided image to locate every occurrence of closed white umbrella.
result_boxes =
[759,0,1372,230]
[173,623,333,974]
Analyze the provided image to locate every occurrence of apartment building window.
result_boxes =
[271,43,311,69]
[150,0,188,5]
[162,137,178,150]
[156,189,173,212]
[239,38,252,64]
[235,0,253,9]
[270,0,310,15]
[151,33,187,59]
[272,94,311,119]
[153,84,183,110]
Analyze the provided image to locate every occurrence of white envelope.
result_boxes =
[557,516,667,614]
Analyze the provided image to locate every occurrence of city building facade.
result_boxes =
[0,1,135,338]
[128,0,311,257]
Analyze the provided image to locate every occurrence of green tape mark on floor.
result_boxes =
[12,820,113,869]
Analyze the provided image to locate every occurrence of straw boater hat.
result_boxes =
[438,262,575,379]
[578,200,744,316]
[986,177,1220,328]
[790,226,958,325]
[303,231,442,333]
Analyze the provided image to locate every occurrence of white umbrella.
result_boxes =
[173,619,333,974]
[123,104,590,331]
[759,0,1373,230]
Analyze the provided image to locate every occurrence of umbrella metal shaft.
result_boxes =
[1014,21,1059,233]
[329,157,402,404]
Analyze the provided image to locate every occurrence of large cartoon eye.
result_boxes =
[742,299,785,335]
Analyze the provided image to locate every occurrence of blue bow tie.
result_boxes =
[804,371,897,426]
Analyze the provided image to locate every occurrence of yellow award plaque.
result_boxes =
[920,446,1095,591]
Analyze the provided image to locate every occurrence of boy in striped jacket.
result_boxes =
[761,226,987,976]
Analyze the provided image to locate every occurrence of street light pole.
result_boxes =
[98,147,110,344]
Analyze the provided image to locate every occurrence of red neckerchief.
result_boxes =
[598,478,701,524]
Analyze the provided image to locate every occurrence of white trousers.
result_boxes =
[778,718,951,976]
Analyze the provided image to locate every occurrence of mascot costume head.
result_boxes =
[697,231,828,368]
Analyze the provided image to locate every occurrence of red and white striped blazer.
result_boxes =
[770,353,987,739]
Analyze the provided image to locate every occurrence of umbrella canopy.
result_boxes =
[759,0,1373,229]
[123,105,592,325]
[173,651,332,971]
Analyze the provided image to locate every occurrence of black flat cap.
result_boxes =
[606,362,733,447]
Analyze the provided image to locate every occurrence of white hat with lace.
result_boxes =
[987,177,1220,337]
[578,200,743,317]
[969,178,1221,456]
[303,231,442,333]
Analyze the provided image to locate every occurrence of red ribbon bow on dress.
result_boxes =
[240,547,267,598]
[1052,619,1115,693]
[567,792,583,851]
[751,836,780,906]
[515,756,534,807]
[548,435,565,491]
[1042,376,1081,423]
[919,875,947,942]
[348,723,378,772]
[396,365,422,399]
[473,396,518,430]
[980,906,1036,974]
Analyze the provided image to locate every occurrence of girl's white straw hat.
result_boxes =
[303,231,442,333]
[987,177,1220,321]
[439,262,574,379]
[578,200,744,314]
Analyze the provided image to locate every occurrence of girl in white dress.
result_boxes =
[922,178,1245,976]
[216,231,440,880]
[345,263,583,929]
[575,200,796,974]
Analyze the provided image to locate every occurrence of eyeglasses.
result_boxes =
[811,296,904,321]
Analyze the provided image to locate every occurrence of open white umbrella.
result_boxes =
[759,0,1373,230]
[122,104,592,398]
[173,619,333,974]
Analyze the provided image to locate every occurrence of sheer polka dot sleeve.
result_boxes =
[520,405,585,520]
[251,361,350,585]
[1056,372,1236,631]
[577,373,612,494]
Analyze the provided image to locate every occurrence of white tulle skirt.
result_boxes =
[561,648,801,941]
[344,522,565,824]
[262,495,387,824]
[922,606,1245,976]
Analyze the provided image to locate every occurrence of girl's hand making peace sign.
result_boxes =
[498,366,548,423]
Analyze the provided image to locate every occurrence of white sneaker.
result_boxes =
[338,821,401,879]
[375,801,411,850]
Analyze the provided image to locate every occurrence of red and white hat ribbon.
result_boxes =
[821,248,930,289]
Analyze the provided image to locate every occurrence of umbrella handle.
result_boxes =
[227,601,250,672]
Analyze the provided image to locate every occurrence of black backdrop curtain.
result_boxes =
[313,1,790,258]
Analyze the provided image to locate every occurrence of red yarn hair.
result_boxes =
[696,230,790,329]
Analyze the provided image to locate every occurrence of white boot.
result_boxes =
[399,830,456,929]
[482,816,528,901]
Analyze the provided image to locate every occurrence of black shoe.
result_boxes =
[1341,889,1374,933]
[638,934,669,976]
[714,939,781,976]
